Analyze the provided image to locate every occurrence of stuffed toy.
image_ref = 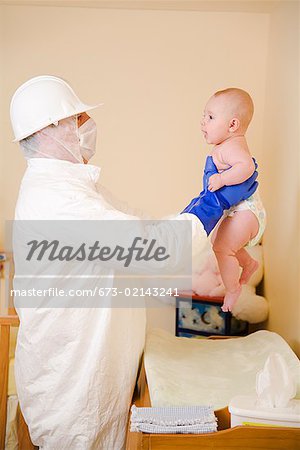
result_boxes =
[192,243,268,324]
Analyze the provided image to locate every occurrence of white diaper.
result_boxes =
[224,190,266,246]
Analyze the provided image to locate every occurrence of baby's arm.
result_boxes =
[208,145,255,192]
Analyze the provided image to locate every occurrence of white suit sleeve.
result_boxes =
[81,191,207,275]
[96,183,206,248]
[96,183,153,219]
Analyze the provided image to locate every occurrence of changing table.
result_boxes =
[126,331,300,450]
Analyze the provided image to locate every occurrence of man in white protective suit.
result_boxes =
[9,75,258,450]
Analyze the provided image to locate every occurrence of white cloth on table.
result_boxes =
[144,329,300,411]
[130,405,217,434]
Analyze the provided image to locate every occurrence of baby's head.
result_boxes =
[201,88,254,145]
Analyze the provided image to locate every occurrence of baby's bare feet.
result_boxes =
[221,285,242,312]
[239,259,259,285]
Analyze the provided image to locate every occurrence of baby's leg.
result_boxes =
[235,248,259,284]
[212,210,259,312]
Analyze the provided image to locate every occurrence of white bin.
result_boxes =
[229,395,300,428]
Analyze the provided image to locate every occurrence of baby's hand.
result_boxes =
[208,173,224,192]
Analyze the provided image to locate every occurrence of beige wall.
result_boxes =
[262,1,300,356]
[1,5,268,231]
[0,3,298,353]
[0,5,4,240]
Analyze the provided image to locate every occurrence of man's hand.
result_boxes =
[208,173,224,192]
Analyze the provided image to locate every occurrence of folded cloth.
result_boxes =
[131,422,217,434]
[130,405,217,434]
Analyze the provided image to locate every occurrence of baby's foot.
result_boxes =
[239,259,259,285]
[221,285,242,312]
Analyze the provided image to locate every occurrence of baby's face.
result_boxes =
[201,95,232,145]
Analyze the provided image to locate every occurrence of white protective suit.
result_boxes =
[13,154,207,448]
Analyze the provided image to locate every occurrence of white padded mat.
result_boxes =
[144,330,300,410]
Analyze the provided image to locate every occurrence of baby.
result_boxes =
[201,88,266,312]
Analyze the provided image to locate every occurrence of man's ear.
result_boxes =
[229,118,240,133]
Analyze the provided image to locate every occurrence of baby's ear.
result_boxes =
[229,117,240,133]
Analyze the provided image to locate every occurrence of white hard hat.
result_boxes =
[10,75,102,142]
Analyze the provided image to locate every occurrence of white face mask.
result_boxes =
[78,118,97,161]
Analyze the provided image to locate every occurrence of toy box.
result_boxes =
[176,292,248,337]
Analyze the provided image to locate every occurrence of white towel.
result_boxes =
[130,405,217,434]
